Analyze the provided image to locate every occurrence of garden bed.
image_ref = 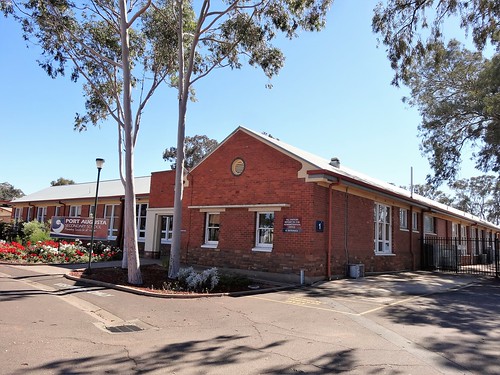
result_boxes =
[69,264,281,295]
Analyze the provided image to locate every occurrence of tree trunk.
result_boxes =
[120,0,142,284]
[169,0,187,279]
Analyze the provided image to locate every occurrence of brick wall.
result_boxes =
[149,170,176,208]
[178,130,327,277]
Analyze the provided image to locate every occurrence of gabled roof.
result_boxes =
[11,176,151,204]
[218,126,500,231]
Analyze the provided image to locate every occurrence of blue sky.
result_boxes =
[1,1,478,195]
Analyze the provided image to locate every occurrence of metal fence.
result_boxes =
[421,237,499,277]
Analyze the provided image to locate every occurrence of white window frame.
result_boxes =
[27,207,33,221]
[54,206,61,217]
[374,203,392,255]
[452,223,467,255]
[104,204,119,240]
[14,207,23,221]
[253,212,274,252]
[202,212,221,248]
[36,207,47,222]
[478,230,484,253]
[69,205,82,217]
[399,208,408,230]
[160,215,173,244]
[424,215,435,234]
[470,227,479,255]
[136,203,148,241]
[412,211,419,232]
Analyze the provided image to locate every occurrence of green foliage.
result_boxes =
[373,1,500,185]
[163,135,219,170]
[0,182,24,200]
[449,175,500,224]
[409,176,500,225]
[50,177,75,186]
[411,184,453,206]
[372,0,500,86]
[4,1,176,132]
[22,221,50,243]
[0,221,24,242]
[402,41,500,184]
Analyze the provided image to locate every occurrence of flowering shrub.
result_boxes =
[0,239,122,264]
[177,267,220,293]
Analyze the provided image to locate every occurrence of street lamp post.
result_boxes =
[88,158,105,273]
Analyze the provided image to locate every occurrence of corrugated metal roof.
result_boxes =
[11,176,151,203]
[238,127,500,231]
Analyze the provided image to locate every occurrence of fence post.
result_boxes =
[496,238,499,279]
[454,237,459,273]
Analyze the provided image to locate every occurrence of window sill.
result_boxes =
[201,244,219,249]
[374,252,396,256]
[252,246,273,253]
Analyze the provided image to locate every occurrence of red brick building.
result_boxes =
[143,127,500,282]
[10,127,500,282]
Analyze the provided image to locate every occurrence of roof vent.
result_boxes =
[330,157,340,168]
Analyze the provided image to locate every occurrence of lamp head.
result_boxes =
[96,158,105,169]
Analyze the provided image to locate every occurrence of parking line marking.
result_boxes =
[248,295,360,315]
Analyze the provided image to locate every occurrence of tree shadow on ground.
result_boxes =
[380,280,500,374]
[14,334,363,374]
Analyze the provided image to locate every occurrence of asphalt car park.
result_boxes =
[1,263,498,374]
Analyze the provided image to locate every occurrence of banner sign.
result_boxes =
[283,217,302,233]
[50,216,109,240]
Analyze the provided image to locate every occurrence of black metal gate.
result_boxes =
[421,237,499,277]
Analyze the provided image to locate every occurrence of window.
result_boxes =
[478,230,484,253]
[69,205,82,217]
[452,223,467,255]
[104,204,119,240]
[254,212,274,251]
[399,208,408,230]
[374,203,392,254]
[136,203,148,240]
[54,206,61,217]
[14,208,22,222]
[160,215,173,244]
[412,212,419,232]
[470,227,479,255]
[36,207,47,222]
[89,205,96,217]
[452,223,458,240]
[27,207,32,221]
[424,215,435,234]
[204,213,220,247]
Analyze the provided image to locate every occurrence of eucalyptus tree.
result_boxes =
[3,0,177,284]
[0,182,24,200]
[51,177,75,186]
[149,0,333,278]
[411,184,453,206]
[372,0,500,86]
[372,1,500,186]
[404,41,500,184]
[163,135,219,170]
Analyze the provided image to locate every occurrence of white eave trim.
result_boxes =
[189,204,290,212]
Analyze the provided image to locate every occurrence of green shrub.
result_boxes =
[22,221,50,244]
[0,221,23,242]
